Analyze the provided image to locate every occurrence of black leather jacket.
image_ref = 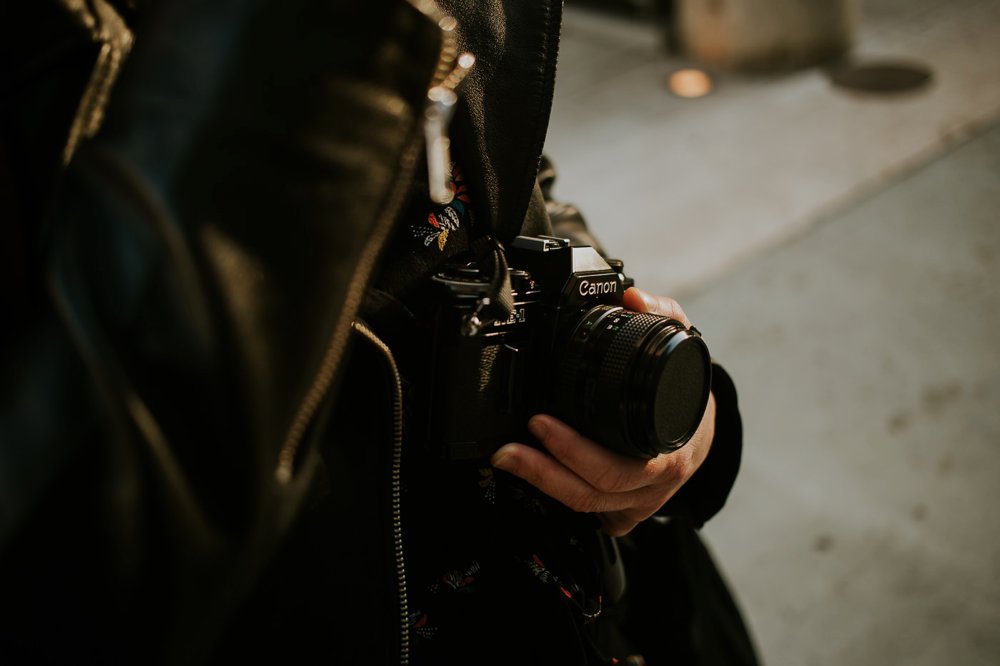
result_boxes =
[1,0,568,664]
[2,1,743,664]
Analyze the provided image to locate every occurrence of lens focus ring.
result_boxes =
[598,312,664,389]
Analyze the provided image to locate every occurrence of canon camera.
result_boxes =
[426,235,711,461]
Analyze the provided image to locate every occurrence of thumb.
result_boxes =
[623,287,692,327]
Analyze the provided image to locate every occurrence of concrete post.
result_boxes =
[674,0,858,72]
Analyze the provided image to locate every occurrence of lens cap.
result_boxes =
[646,330,712,453]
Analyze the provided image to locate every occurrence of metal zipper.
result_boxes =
[63,1,134,164]
[274,130,421,485]
[351,321,410,665]
[272,7,472,663]
[274,165,416,484]
[417,4,475,205]
[275,5,466,484]
[424,50,475,204]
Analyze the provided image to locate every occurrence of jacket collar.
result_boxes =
[437,0,563,244]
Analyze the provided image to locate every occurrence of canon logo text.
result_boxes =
[578,279,618,297]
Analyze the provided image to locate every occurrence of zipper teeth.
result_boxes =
[420,0,459,89]
[63,25,133,164]
[423,15,472,206]
[432,27,458,88]
[351,321,410,666]
[273,8,455,661]
[274,126,423,484]
[275,15,459,485]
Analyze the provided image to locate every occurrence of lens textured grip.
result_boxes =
[593,312,661,456]
[598,312,661,387]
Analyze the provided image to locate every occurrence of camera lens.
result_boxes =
[555,305,711,459]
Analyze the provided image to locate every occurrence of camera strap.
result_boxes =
[462,235,515,336]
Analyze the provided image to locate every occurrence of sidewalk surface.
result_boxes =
[546,2,1000,664]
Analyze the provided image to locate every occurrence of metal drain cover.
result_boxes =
[828,61,933,94]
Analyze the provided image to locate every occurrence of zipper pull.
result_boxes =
[425,52,475,205]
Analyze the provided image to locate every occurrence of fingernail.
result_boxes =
[491,445,515,470]
[528,415,550,439]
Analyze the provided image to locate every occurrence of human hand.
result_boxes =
[489,287,715,536]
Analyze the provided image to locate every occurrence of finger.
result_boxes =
[623,287,692,328]
[527,414,681,495]
[490,442,643,515]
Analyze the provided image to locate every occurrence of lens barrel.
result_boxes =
[556,305,711,459]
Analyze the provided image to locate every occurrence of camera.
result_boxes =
[426,235,711,461]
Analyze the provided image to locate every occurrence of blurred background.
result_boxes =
[543,0,1000,664]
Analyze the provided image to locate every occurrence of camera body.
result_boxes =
[427,235,711,461]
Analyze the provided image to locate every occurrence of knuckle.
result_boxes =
[568,489,604,514]
[590,466,630,494]
[662,455,687,482]
[658,296,688,322]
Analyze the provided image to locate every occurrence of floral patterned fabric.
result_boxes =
[410,164,471,252]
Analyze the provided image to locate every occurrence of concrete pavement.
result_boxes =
[545,2,1000,663]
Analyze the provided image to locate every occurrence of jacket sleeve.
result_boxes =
[656,362,743,527]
